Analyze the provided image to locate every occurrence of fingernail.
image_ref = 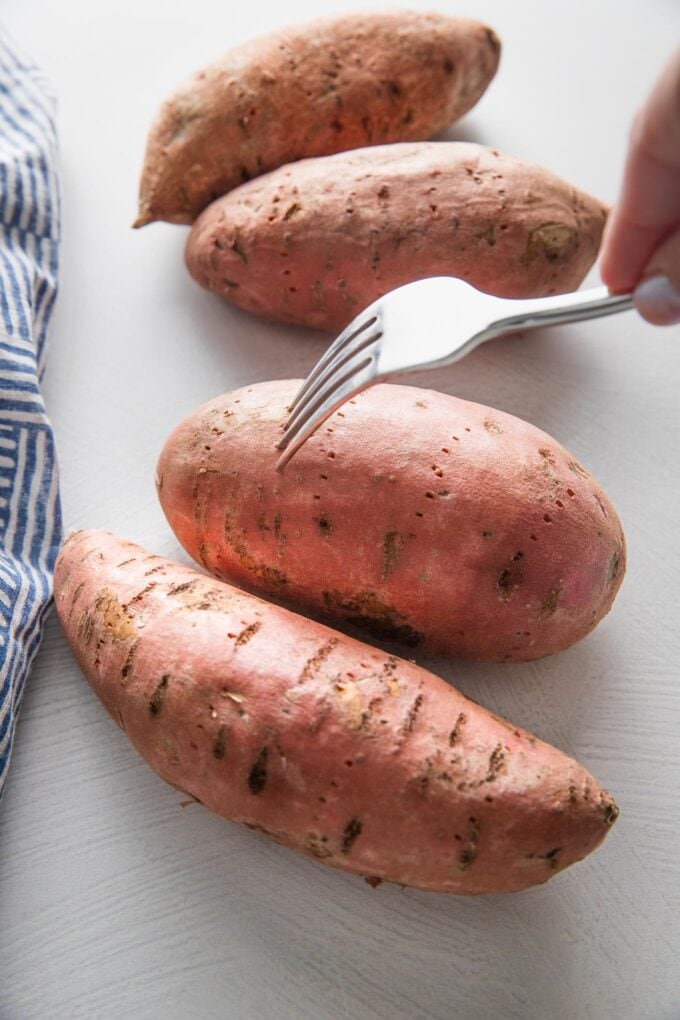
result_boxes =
[633,275,680,326]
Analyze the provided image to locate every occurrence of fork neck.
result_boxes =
[487,286,633,337]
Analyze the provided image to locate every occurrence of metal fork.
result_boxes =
[276,278,633,469]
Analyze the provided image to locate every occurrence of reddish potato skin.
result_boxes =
[55,530,618,894]
[156,380,626,662]
[135,12,500,226]
[185,142,608,330]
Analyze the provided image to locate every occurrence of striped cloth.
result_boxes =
[0,28,61,797]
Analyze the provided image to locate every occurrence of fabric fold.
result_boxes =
[0,27,61,797]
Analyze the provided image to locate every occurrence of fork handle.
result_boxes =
[488,286,633,337]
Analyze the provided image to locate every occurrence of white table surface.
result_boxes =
[1,1,679,1018]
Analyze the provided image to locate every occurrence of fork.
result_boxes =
[276,277,633,469]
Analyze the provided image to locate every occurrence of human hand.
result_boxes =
[600,46,680,325]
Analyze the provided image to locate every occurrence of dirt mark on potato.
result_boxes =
[341,817,363,854]
[248,746,269,794]
[381,529,406,581]
[322,588,422,646]
[95,588,136,641]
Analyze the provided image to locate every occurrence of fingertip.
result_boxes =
[598,250,622,292]
[598,206,633,291]
[599,244,638,295]
[599,214,668,294]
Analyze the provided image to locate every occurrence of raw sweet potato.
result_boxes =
[54,529,618,894]
[156,380,626,662]
[134,11,500,227]
[185,141,608,330]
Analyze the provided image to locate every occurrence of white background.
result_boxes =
[1,1,679,1018]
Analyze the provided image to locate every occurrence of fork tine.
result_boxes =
[283,326,382,435]
[276,353,377,466]
[278,348,374,451]
[289,311,379,413]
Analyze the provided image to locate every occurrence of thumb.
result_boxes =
[633,229,680,325]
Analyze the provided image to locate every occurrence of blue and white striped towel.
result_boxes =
[0,28,61,798]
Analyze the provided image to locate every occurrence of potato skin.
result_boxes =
[55,529,618,894]
[185,142,608,330]
[135,12,500,226]
[157,380,626,662]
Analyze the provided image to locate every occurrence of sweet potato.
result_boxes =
[134,11,500,227]
[54,529,618,894]
[156,380,626,662]
[185,141,608,330]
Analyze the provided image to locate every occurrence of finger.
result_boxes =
[630,47,680,172]
[600,149,680,292]
[633,230,680,325]
[600,47,680,292]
